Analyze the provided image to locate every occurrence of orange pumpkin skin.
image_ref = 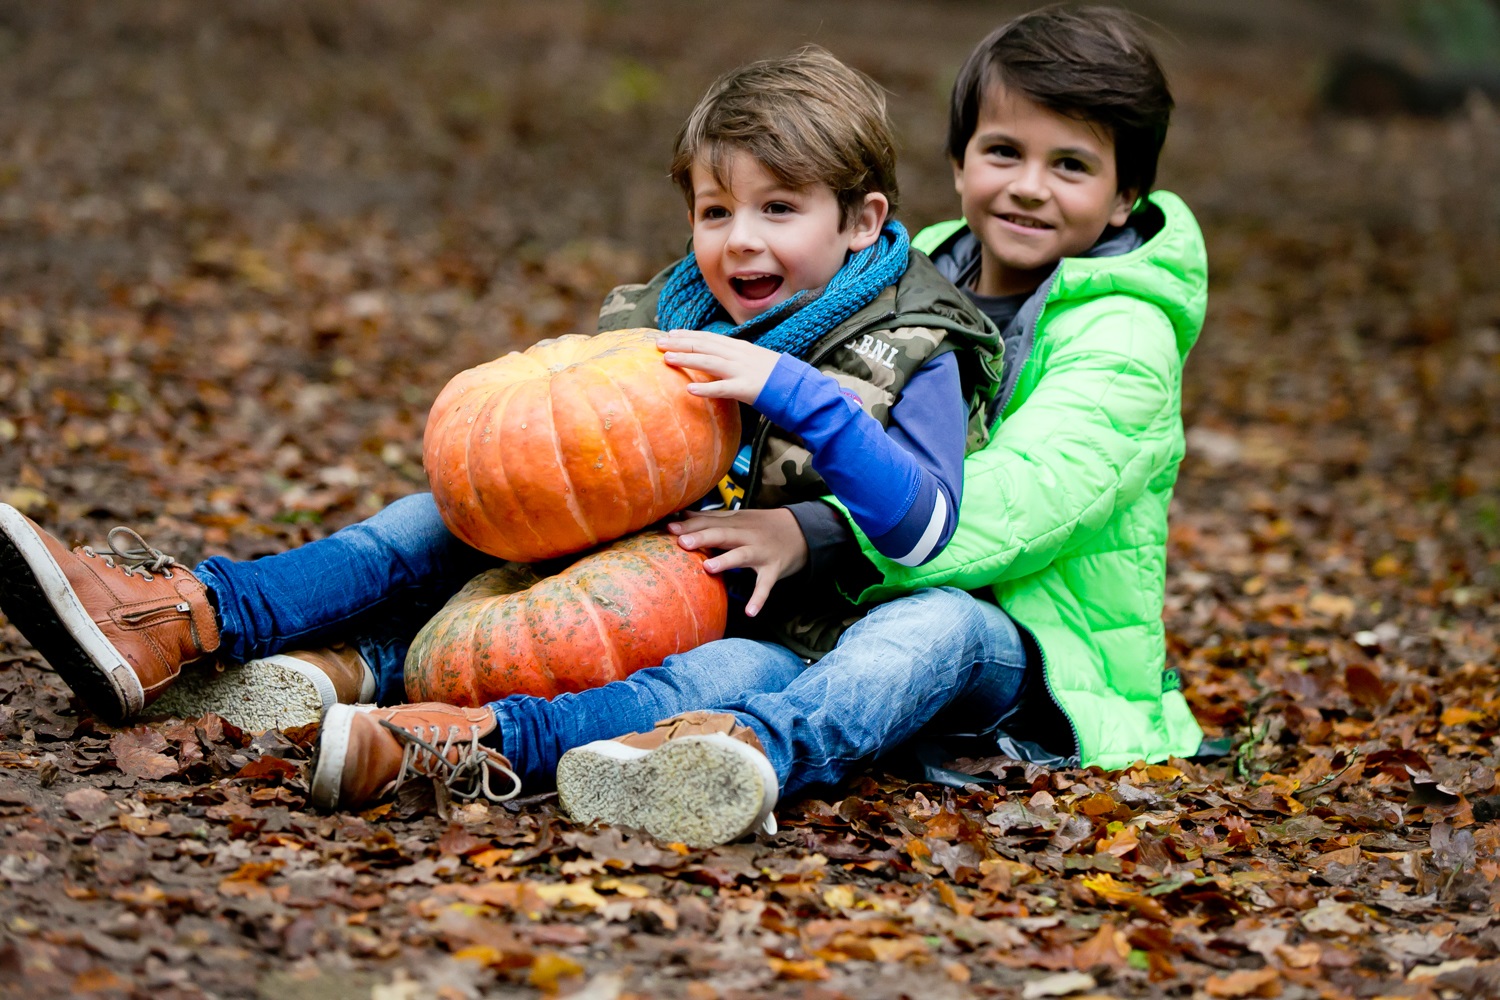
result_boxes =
[404,531,728,706]
[423,328,740,562]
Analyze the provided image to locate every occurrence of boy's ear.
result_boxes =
[1109,188,1138,228]
[845,192,890,252]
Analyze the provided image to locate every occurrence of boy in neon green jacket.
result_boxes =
[828,6,1210,769]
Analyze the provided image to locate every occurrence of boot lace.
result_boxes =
[81,526,181,581]
[381,719,521,804]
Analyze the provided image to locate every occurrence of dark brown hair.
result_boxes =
[948,6,1173,199]
[671,46,899,229]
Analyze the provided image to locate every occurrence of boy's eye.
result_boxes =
[699,205,729,221]
[764,201,794,215]
[987,143,1020,159]
[1056,157,1090,174]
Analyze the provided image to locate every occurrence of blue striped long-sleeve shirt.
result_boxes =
[753,350,964,566]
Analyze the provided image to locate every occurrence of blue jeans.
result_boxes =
[195,493,496,704]
[194,493,1029,794]
[489,586,1028,796]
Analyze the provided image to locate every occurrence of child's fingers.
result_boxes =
[659,349,731,373]
[670,509,736,534]
[657,339,724,360]
[671,513,743,549]
[677,523,750,555]
[684,379,753,401]
[657,331,730,356]
[744,568,777,618]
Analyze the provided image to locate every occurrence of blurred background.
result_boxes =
[2,9,1498,993]
[0,1,1495,698]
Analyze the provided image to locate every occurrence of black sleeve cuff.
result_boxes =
[786,499,859,590]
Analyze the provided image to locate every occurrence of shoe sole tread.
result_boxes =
[556,735,771,848]
[151,655,332,731]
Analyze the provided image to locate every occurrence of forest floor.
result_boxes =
[0,2,1498,998]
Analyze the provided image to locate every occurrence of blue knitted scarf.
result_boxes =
[655,220,910,359]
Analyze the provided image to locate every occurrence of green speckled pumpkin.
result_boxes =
[404,530,727,705]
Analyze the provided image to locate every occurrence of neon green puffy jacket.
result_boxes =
[836,191,1208,770]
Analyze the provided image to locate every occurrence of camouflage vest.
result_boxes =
[596,249,1000,657]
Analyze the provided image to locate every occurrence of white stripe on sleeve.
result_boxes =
[890,488,949,567]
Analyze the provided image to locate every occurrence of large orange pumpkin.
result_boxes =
[405,531,727,705]
[423,328,740,562]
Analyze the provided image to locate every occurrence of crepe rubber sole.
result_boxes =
[152,654,336,732]
[556,733,778,848]
[0,504,141,721]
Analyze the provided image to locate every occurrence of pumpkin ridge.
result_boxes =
[647,355,732,511]
[555,359,637,542]
[647,355,702,512]
[477,589,521,700]
[622,544,704,649]
[466,378,548,557]
[537,375,598,551]
[568,576,627,685]
[588,355,665,523]
[529,575,606,692]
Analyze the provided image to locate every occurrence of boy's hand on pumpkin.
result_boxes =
[658,330,779,406]
[669,507,808,618]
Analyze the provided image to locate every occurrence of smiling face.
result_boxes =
[689,148,887,325]
[953,83,1135,297]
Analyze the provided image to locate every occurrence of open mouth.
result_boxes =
[730,274,784,300]
[998,213,1054,230]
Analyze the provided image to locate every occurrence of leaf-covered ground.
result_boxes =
[1,2,1498,998]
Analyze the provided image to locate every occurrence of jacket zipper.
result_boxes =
[987,271,1084,761]
[1013,616,1083,765]
[990,269,1060,422]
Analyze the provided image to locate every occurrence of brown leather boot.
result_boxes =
[152,643,377,732]
[555,711,779,848]
[0,505,220,722]
[309,702,520,811]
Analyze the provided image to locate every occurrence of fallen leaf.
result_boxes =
[110,728,179,780]
[1204,967,1281,998]
[62,788,112,822]
[1021,971,1097,998]
[118,814,169,837]
[1344,664,1389,708]
[769,957,829,981]
[1299,900,1369,935]
[527,951,584,993]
